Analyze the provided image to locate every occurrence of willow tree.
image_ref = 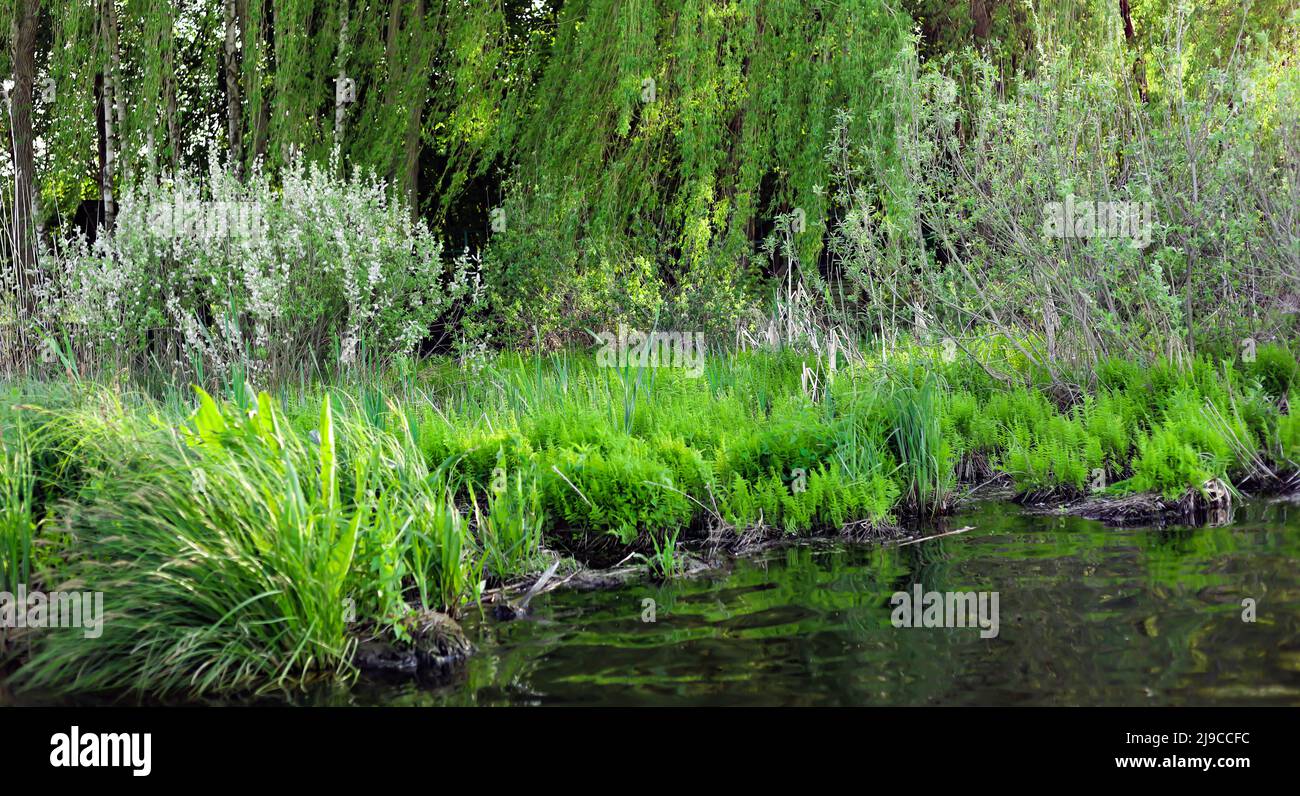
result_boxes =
[467,0,912,343]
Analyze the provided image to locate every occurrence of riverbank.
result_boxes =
[2,342,1297,696]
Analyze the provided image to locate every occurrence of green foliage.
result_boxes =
[0,424,36,593]
[641,528,683,580]
[1119,427,1216,501]
[19,390,366,695]
[887,377,954,512]
[540,441,693,544]
[716,404,837,484]
[42,158,469,385]
[13,388,483,695]
[1278,394,1300,467]
[827,17,1299,373]
[1246,343,1299,400]
[478,0,911,342]
[6,342,1299,696]
[473,458,546,585]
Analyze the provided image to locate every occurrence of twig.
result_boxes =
[892,525,975,547]
[551,464,591,507]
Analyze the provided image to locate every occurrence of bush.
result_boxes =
[40,155,470,384]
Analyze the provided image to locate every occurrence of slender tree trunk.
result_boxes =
[98,0,118,228]
[106,0,126,185]
[334,0,351,159]
[970,0,992,46]
[162,5,179,173]
[403,0,427,221]
[224,0,245,177]
[9,0,40,361]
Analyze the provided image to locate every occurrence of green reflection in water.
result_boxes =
[317,498,1300,706]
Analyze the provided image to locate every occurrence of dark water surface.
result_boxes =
[319,497,1300,706]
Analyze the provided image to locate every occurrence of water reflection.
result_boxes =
[326,498,1300,706]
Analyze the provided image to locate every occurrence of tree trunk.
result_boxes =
[163,10,180,172]
[334,0,351,158]
[8,0,40,360]
[98,0,118,228]
[402,0,427,221]
[105,0,126,185]
[970,0,992,46]
[225,0,245,177]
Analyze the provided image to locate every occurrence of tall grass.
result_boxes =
[0,426,36,593]
[14,388,484,696]
[886,376,953,515]
[472,459,545,585]
[18,392,362,694]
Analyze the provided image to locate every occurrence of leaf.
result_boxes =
[255,391,281,448]
[190,386,228,447]
[319,396,337,512]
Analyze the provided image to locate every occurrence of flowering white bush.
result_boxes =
[42,154,469,381]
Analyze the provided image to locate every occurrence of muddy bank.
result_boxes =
[1024,477,1300,527]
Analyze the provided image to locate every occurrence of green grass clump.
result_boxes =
[472,458,546,585]
[15,389,481,696]
[0,428,36,593]
[886,377,953,514]
[1278,395,1300,465]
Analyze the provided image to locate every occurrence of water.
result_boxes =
[323,497,1300,706]
[8,498,1299,706]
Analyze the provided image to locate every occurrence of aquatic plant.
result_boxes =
[473,457,546,585]
[641,528,683,580]
[886,376,953,514]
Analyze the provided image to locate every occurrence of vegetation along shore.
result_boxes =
[2,338,1296,695]
[0,1,1296,703]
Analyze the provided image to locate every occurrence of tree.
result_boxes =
[224,0,244,176]
[8,0,40,358]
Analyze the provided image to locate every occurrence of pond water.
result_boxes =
[10,498,1300,707]
[321,497,1300,706]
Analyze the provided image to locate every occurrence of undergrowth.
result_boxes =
[2,339,1297,695]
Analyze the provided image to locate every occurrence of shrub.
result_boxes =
[1274,393,1300,469]
[40,155,470,384]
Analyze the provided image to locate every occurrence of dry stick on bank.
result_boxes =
[893,525,975,548]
